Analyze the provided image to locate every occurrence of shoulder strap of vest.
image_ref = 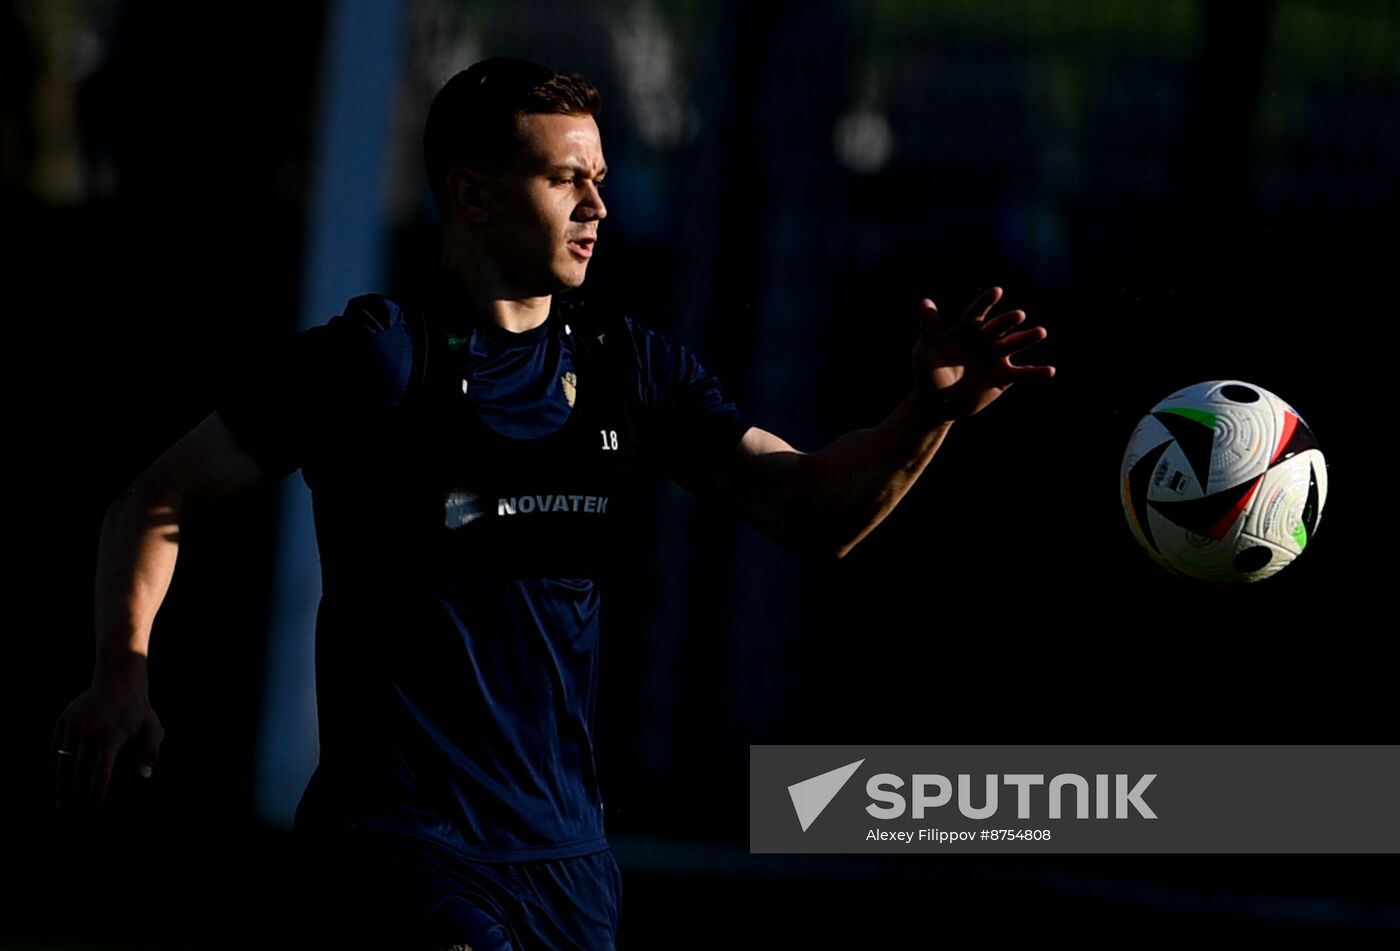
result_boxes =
[565,301,644,414]
[402,304,434,404]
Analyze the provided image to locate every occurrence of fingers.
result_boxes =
[991,325,1047,353]
[994,320,1054,379]
[979,308,1026,337]
[917,298,940,338]
[922,288,1024,334]
[66,733,130,817]
[920,289,1000,336]
[52,719,76,808]
[995,316,1054,377]
[138,721,163,780]
[87,744,122,816]
[1005,361,1056,381]
[72,739,102,816]
[962,286,1003,325]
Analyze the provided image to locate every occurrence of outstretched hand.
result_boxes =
[912,287,1055,422]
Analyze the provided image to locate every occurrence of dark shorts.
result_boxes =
[295,828,623,950]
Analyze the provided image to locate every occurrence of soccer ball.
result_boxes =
[1120,380,1327,583]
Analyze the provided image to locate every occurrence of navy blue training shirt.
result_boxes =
[216,267,752,861]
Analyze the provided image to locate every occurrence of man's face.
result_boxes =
[478,112,607,295]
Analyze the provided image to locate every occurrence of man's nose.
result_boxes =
[578,182,607,221]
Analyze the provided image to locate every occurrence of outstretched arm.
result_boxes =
[52,412,268,817]
[711,288,1054,558]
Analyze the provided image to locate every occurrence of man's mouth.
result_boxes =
[567,236,595,259]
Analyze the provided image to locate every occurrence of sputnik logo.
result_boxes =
[787,759,864,832]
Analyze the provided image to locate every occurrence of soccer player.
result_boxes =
[51,57,1053,949]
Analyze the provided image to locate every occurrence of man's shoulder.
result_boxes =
[314,292,416,405]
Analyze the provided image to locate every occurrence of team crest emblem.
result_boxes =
[561,371,577,407]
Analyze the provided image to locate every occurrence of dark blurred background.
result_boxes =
[8,0,1398,946]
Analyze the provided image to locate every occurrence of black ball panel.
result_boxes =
[1232,545,1273,572]
[1221,384,1260,403]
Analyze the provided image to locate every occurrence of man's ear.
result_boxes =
[448,166,488,223]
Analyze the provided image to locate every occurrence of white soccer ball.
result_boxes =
[1120,380,1327,583]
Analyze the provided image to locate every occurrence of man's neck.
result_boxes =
[438,257,551,335]
[480,293,552,335]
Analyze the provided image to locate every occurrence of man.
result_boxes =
[52,57,1053,949]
